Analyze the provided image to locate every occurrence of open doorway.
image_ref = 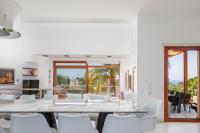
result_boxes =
[164,46,200,122]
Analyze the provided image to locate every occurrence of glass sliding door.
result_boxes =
[165,46,200,122]
[168,49,185,118]
[187,50,198,118]
[168,50,184,93]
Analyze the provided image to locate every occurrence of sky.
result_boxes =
[56,69,85,80]
[168,51,197,81]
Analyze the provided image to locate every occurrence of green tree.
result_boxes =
[187,77,197,97]
[56,75,70,86]
[88,67,119,95]
[169,77,197,97]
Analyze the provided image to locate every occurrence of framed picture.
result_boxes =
[125,70,129,89]
[130,67,136,91]
[125,67,136,92]
[0,68,15,85]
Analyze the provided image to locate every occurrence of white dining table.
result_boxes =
[0,99,146,113]
[0,99,147,133]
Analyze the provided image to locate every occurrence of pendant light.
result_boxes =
[0,0,22,39]
[0,28,9,37]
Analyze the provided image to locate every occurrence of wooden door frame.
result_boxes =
[164,46,200,122]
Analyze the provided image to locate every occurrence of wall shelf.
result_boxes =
[23,67,37,70]
[23,75,38,77]
[23,62,38,78]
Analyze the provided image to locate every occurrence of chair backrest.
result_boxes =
[140,115,157,132]
[175,91,181,97]
[0,94,15,100]
[11,113,52,133]
[169,90,174,95]
[43,94,58,100]
[102,114,140,133]
[19,95,35,101]
[143,97,162,117]
[0,127,5,133]
[67,93,82,100]
[58,114,96,133]
[88,94,105,100]
[179,93,185,98]
[185,93,191,99]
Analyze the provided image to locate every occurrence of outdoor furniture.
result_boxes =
[180,93,191,112]
[168,90,175,95]
[175,92,182,113]
[191,103,197,112]
[168,95,179,112]
[169,91,192,113]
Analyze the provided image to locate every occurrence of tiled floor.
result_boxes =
[2,121,200,133]
[147,122,200,133]
[169,104,197,118]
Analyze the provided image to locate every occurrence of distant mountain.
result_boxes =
[169,80,183,85]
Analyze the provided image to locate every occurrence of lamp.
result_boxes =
[0,0,22,39]
[0,28,9,36]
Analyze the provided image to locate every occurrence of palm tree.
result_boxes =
[88,67,119,95]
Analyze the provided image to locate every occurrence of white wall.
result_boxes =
[19,22,133,56]
[0,21,136,91]
[0,39,33,92]
[120,21,137,91]
[137,13,200,120]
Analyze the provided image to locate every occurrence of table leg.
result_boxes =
[178,100,181,113]
[96,112,113,133]
[40,112,57,129]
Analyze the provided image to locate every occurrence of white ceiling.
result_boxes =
[17,0,200,22]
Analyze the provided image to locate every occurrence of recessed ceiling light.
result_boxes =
[42,55,49,57]
[64,55,70,57]
[86,55,91,58]
[106,56,112,58]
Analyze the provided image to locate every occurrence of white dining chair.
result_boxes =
[43,95,58,100]
[11,113,52,133]
[58,114,97,133]
[19,95,35,101]
[142,97,162,117]
[0,95,15,119]
[0,94,15,100]
[139,115,157,133]
[0,127,5,133]
[88,94,105,100]
[102,114,140,133]
[139,97,162,132]
[67,93,83,100]
[123,89,136,102]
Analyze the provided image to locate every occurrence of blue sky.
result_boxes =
[168,51,197,81]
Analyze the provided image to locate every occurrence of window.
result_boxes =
[53,61,120,95]
[88,64,120,95]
